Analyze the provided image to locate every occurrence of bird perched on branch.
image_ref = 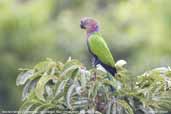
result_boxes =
[80,17,117,76]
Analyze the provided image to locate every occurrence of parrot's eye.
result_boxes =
[84,21,88,25]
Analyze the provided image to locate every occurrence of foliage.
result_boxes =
[1,0,171,110]
[16,58,171,114]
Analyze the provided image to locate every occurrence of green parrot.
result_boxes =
[80,17,117,76]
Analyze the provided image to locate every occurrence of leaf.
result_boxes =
[106,100,113,114]
[72,99,88,105]
[63,59,82,70]
[16,70,34,86]
[18,100,41,114]
[32,103,55,114]
[117,99,134,114]
[88,81,101,99]
[28,72,42,81]
[40,106,55,114]
[45,85,53,98]
[71,68,81,80]
[34,59,56,74]
[88,82,95,98]
[80,69,87,88]
[55,80,67,97]
[22,79,38,101]
[66,84,76,109]
[35,75,58,101]
[61,65,80,78]
[102,79,117,89]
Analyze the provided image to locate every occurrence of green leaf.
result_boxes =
[66,84,76,110]
[35,75,58,101]
[16,70,34,86]
[117,99,134,114]
[61,65,80,79]
[63,59,82,70]
[31,103,55,114]
[80,69,87,88]
[45,85,54,98]
[22,79,38,101]
[55,80,68,97]
[34,59,56,74]
[18,100,41,114]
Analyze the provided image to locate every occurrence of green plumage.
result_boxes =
[88,32,115,67]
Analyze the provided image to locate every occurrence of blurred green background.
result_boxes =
[0,0,171,110]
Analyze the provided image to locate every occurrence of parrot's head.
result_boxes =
[80,17,99,34]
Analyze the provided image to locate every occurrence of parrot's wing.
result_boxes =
[88,33,115,67]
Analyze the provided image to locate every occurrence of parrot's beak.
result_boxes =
[80,21,86,29]
[80,24,85,29]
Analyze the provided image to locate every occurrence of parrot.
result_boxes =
[80,17,117,76]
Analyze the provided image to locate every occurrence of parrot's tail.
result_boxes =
[100,63,117,76]
[100,62,117,92]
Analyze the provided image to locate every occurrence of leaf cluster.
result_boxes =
[16,58,171,114]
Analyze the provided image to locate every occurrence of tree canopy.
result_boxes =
[16,58,171,114]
